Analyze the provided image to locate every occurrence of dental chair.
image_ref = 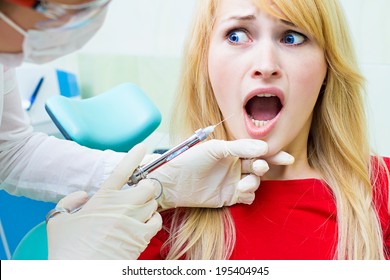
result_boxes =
[11,83,161,259]
[11,221,48,260]
[45,82,162,152]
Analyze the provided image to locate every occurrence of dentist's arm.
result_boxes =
[0,68,125,202]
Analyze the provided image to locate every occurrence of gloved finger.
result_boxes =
[100,143,147,191]
[84,179,160,213]
[207,139,268,159]
[56,191,89,212]
[143,212,163,241]
[126,179,161,205]
[241,159,269,176]
[230,174,259,206]
[237,192,256,205]
[125,199,159,223]
[140,153,161,165]
[237,174,260,193]
[265,151,295,165]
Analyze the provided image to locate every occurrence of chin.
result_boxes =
[262,136,289,157]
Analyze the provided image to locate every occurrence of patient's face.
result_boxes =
[207,0,327,157]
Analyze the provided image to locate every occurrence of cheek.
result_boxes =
[208,46,241,114]
[266,53,327,153]
[293,52,327,98]
[208,49,248,139]
[290,54,327,124]
[208,48,230,101]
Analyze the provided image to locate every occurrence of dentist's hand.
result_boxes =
[47,143,162,260]
[144,139,294,209]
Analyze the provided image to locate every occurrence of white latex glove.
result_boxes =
[47,143,162,260]
[144,139,294,209]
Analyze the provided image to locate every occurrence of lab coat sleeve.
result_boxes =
[0,69,125,202]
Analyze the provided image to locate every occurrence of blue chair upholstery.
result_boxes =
[0,191,55,260]
[11,222,48,260]
[11,83,161,260]
[45,82,162,152]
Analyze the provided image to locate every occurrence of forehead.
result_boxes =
[213,0,286,24]
[214,0,259,20]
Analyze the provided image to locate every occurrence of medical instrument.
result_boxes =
[46,206,80,224]
[127,117,232,186]
[26,77,44,111]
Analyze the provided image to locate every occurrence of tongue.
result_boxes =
[246,96,282,121]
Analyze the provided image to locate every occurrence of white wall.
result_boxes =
[49,0,390,155]
[340,0,390,156]
[82,0,196,57]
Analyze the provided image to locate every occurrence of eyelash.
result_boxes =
[281,30,308,46]
[225,28,250,45]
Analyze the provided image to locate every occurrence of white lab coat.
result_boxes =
[0,65,125,202]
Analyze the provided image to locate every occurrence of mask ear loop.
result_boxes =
[0,11,27,36]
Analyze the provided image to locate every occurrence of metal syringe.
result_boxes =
[127,125,216,186]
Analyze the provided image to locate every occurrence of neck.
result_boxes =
[263,123,322,181]
[263,154,322,181]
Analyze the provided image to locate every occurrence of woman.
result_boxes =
[139,0,390,260]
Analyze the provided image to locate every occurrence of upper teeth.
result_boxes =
[257,94,276,97]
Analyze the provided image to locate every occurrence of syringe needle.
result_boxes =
[213,114,235,127]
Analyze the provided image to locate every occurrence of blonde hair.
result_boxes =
[165,0,389,259]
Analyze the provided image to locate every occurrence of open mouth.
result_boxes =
[245,94,283,127]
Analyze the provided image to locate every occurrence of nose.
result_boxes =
[250,42,281,80]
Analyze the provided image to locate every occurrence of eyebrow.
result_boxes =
[220,14,256,23]
[280,19,297,27]
[220,14,298,28]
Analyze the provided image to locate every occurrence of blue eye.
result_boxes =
[282,32,306,45]
[228,30,250,44]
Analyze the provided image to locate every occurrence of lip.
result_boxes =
[243,87,284,138]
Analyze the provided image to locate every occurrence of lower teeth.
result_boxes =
[251,118,270,127]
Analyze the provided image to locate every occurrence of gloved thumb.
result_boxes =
[57,191,89,212]
[241,151,294,175]
[265,151,295,165]
[100,143,147,190]
[208,139,268,159]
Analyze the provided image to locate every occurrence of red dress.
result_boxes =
[139,158,390,260]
